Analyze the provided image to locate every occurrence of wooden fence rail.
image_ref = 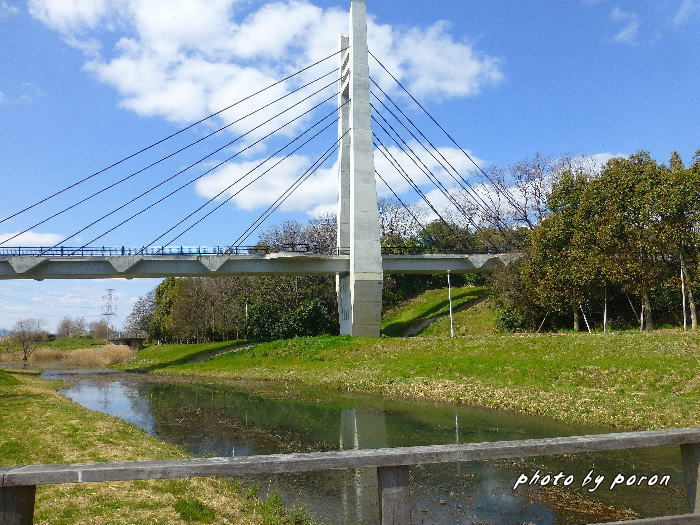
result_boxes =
[2,427,699,524]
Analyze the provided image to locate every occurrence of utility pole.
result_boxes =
[447,271,455,338]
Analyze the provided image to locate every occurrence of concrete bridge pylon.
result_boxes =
[337,0,383,337]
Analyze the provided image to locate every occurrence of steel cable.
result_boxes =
[1,48,349,225]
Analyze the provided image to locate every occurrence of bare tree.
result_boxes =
[10,319,46,362]
[56,316,87,338]
[469,153,599,231]
[56,317,73,338]
[378,197,425,241]
[88,319,113,340]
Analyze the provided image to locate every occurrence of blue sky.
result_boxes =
[0,0,698,331]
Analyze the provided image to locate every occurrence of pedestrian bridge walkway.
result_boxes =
[0,248,519,280]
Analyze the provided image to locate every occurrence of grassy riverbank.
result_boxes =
[381,286,490,336]
[118,332,700,430]
[0,368,309,525]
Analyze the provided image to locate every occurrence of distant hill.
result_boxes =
[0,328,9,337]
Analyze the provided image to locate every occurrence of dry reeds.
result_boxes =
[30,344,135,367]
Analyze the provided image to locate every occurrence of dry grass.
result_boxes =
[31,344,135,367]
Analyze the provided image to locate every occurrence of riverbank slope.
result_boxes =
[116,332,700,429]
[0,368,308,524]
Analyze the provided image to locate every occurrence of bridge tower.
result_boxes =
[337,0,383,337]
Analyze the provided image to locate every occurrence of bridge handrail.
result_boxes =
[0,244,515,257]
[2,427,698,524]
[0,244,336,257]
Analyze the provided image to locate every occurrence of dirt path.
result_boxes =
[187,344,252,363]
[401,296,487,337]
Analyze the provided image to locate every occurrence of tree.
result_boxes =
[56,316,87,338]
[125,291,155,335]
[89,319,114,340]
[10,319,46,362]
[659,152,700,329]
[583,152,668,330]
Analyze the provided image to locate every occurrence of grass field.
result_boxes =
[114,340,245,372]
[123,332,700,430]
[0,368,309,525]
[1,336,106,360]
[381,286,490,336]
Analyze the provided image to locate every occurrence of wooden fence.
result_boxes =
[2,427,699,524]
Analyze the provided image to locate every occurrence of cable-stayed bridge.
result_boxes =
[0,1,518,336]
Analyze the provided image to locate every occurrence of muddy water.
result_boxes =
[44,370,688,524]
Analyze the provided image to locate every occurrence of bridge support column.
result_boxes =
[337,0,383,337]
[337,34,352,335]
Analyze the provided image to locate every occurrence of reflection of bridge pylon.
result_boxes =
[340,408,387,524]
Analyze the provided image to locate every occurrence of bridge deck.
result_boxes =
[0,253,519,280]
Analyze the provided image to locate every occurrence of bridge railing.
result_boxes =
[1,428,698,524]
[0,245,514,257]
[0,244,340,257]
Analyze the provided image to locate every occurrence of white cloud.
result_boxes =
[14,82,45,104]
[193,141,483,217]
[0,1,19,18]
[673,0,700,25]
[27,0,108,33]
[0,84,45,106]
[0,231,64,246]
[28,0,503,132]
[610,7,639,45]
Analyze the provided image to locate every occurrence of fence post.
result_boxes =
[681,443,700,512]
[377,465,410,525]
[1,485,36,525]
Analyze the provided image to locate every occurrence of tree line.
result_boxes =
[495,151,700,331]
[126,150,699,339]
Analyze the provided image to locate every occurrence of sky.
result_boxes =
[0,0,698,331]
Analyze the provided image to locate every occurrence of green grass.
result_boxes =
[174,498,216,523]
[0,369,20,385]
[0,370,311,524]
[1,336,105,354]
[381,286,490,336]
[139,332,700,430]
[45,336,106,350]
[422,296,499,336]
[114,340,245,372]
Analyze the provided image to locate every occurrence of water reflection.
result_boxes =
[51,372,686,524]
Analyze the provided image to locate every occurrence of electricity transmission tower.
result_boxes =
[102,288,117,328]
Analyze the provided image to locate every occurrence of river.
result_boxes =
[42,369,688,524]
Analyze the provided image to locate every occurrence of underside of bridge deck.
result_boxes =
[0,253,518,280]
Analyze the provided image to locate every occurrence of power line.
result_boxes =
[0,282,102,300]
[44,90,340,255]
[151,113,343,252]
[368,50,522,216]
[0,47,349,226]
[0,71,339,248]
[0,293,101,308]
[231,131,349,249]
